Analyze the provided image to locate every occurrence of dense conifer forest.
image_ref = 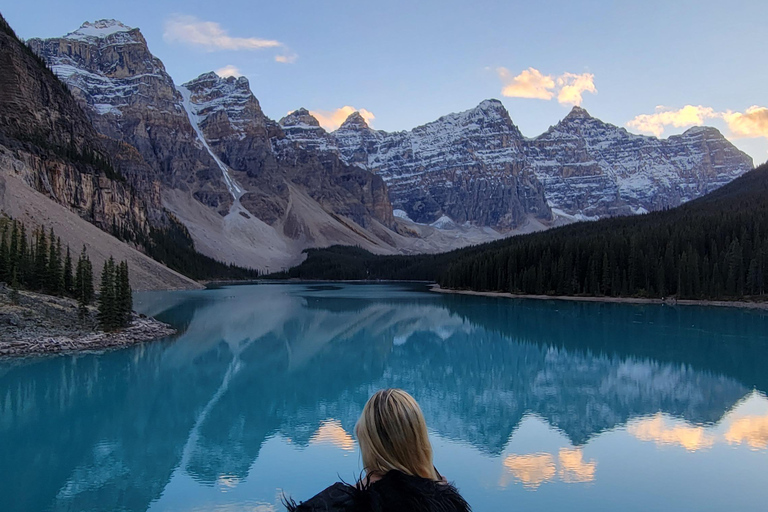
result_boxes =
[0,216,134,330]
[275,162,768,301]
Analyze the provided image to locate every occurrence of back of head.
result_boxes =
[355,389,438,481]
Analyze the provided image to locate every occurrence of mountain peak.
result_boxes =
[279,108,322,128]
[65,19,135,40]
[564,105,592,120]
[339,111,370,131]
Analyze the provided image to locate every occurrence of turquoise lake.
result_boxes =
[2,282,768,511]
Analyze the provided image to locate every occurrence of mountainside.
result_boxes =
[31,21,463,270]
[282,100,553,229]
[0,15,156,240]
[27,20,235,215]
[526,106,754,218]
[26,18,755,272]
[321,102,753,224]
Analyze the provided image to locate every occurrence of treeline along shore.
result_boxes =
[0,216,175,356]
[272,163,768,305]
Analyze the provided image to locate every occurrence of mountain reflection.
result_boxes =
[1,283,767,511]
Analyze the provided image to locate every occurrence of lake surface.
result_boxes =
[2,283,768,512]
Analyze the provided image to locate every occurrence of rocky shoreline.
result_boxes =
[0,287,176,357]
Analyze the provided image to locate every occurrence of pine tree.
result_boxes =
[18,223,27,287]
[63,245,73,294]
[0,223,8,282]
[33,228,47,290]
[116,261,132,328]
[98,257,117,331]
[75,246,95,319]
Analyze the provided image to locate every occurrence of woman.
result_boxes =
[285,389,471,512]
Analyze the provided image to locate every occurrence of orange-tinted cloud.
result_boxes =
[556,73,597,106]
[558,448,596,483]
[164,15,283,51]
[309,106,375,131]
[215,65,243,78]
[724,414,768,449]
[628,414,715,451]
[723,106,768,139]
[497,68,596,106]
[497,67,555,100]
[627,105,718,137]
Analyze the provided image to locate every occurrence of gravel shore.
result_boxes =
[0,286,176,357]
[430,285,768,310]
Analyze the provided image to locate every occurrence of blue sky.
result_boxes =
[3,0,767,163]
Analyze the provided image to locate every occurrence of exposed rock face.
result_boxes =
[0,15,152,238]
[525,106,754,218]
[28,21,233,215]
[183,74,395,232]
[285,101,752,228]
[313,99,553,229]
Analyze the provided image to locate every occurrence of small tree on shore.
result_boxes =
[116,261,132,327]
[75,246,94,320]
[98,257,117,330]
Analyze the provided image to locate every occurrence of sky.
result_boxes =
[3,0,767,164]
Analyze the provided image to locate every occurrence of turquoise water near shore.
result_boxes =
[2,282,768,511]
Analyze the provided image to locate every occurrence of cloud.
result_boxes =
[497,67,596,106]
[215,65,243,78]
[275,53,298,64]
[628,104,768,139]
[627,105,718,137]
[164,15,283,51]
[723,106,768,139]
[497,67,555,100]
[556,72,597,106]
[501,453,556,489]
[309,106,376,131]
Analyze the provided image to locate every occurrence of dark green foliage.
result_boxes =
[116,261,132,327]
[63,246,73,294]
[98,257,118,330]
[278,163,768,302]
[75,246,94,319]
[145,214,259,281]
[97,257,132,331]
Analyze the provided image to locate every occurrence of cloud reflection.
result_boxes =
[309,420,356,451]
[724,415,768,450]
[558,448,596,483]
[627,414,715,451]
[501,453,556,489]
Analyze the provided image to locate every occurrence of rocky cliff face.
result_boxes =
[28,21,234,215]
[283,101,752,228]
[0,15,152,238]
[291,100,553,229]
[183,73,394,231]
[525,106,754,219]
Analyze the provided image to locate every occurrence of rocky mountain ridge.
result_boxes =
[24,18,755,272]
[284,101,753,225]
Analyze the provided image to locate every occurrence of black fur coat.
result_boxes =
[285,470,471,512]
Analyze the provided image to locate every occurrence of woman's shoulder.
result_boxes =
[284,482,359,512]
[369,471,472,512]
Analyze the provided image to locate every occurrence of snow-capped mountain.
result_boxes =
[280,100,552,229]
[305,102,753,225]
[526,106,754,219]
[28,20,236,214]
[27,19,754,272]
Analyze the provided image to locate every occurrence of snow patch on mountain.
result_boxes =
[177,85,244,200]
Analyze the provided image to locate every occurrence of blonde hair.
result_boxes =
[355,388,439,481]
